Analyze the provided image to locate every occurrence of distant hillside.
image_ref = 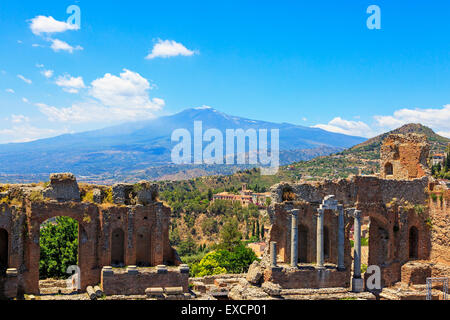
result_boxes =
[158,124,449,194]
[282,123,450,181]
[0,107,364,184]
[339,123,449,160]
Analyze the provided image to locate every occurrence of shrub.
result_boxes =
[39,216,78,279]
[29,191,44,202]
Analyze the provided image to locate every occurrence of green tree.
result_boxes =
[260,223,265,240]
[39,217,78,279]
[256,220,260,240]
[190,244,257,277]
[218,218,242,251]
[177,235,197,256]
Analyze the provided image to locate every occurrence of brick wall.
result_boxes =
[101,267,189,295]
[264,266,350,289]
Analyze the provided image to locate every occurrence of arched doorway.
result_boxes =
[323,226,330,260]
[136,228,151,267]
[111,228,125,266]
[0,228,8,274]
[409,226,419,259]
[298,224,308,263]
[39,216,79,294]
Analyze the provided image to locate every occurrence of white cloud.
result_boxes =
[5,88,15,94]
[41,69,54,78]
[11,114,30,123]
[55,75,85,93]
[29,15,79,35]
[374,104,450,136]
[145,39,196,59]
[22,97,29,103]
[17,74,32,84]
[313,104,450,139]
[34,69,165,123]
[89,69,164,111]
[312,117,376,138]
[50,39,83,53]
[36,100,163,123]
[0,124,68,143]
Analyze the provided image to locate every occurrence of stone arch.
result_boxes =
[409,226,419,259]
[384,162,393,176]
[136,227,151,267]
[0,228,8,274]
[39,216,79,283]
[298,224,309,263]
[111,228,125,266]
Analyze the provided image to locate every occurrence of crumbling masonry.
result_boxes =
[0,174,181,298]
[256,133,449,293]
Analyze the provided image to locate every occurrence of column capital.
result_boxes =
[321,195,338,210]
[346,208,362,219]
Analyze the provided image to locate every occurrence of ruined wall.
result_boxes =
[380,133,430,180]
[264,267,350,289]
[267,173,433,288]
[428,188,450,265]
[101,266,189,295]
[267,202,352,269]
[0,174,180,296]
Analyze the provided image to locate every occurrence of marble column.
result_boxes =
[270,241,277,267]
[316,208,324,268]
[337,204,345,270]
[351,209,364,292]
[290,209,299,267]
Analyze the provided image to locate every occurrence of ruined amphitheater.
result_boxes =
[0,133,449,300]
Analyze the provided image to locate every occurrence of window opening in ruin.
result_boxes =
[298,224,308,263]
[111,228,125,266]
[282,187,295,201]
[409,226,419,259]
[385,162,393,176]
[0,228,8,275]
[39,216,79,294]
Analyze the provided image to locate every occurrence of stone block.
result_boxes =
[246,261,263,285]
[157,265,168,274]
[352,277,364,293]
[165,287,184,295]
[127,265,138,275]
[43,173,80,202]
[102,266,114,276]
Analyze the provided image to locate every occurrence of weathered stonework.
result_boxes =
[262,134,448,292]
[0,174,180,297]
[380,133,430,180]
[101,266,189,295]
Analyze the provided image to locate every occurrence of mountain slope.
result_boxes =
[0,107,365,183]
[340,123,450,160]
[283,123,450,181]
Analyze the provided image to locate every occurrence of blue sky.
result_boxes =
[0,0,449,143]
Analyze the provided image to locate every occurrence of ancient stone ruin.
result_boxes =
[245,133,449,299]
[0,174,183,298]
[0,133,449,300]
